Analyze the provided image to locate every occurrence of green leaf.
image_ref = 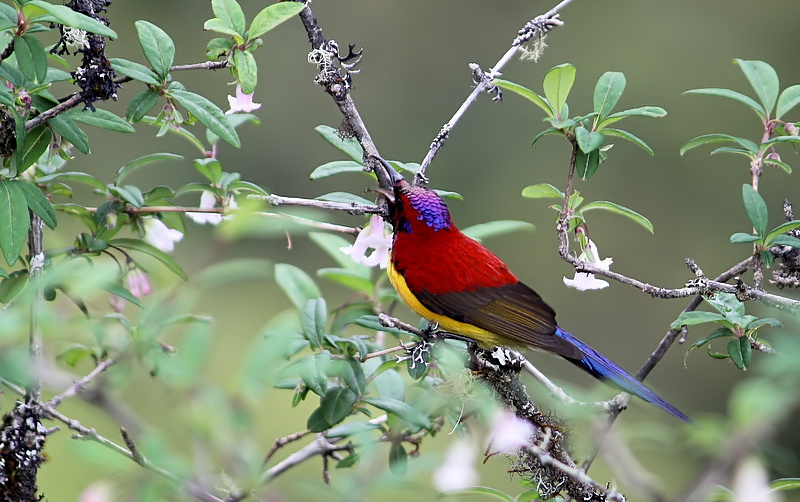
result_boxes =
[57,345,94,366]
[680,134,758,156]
[316,192,375,207]
[211,0,245,36]
[203,18,240,39]
[770,478,800,492]
[363,396,430,428]
[170,89,240,148]
[730,232,760,244]
[574,125,605,153]
[108,238,187,280]
[206,38,234,60]
[769,235,800,248]
[388,442,407,476]
[542,64,575,119]
[48,113,90,154]
[68,107,136,133]
[593,71,626,118]
[232,49,257,94]
[275,263,321,309]
[734,59,779,115]
[746,318,782,330]
[315,125,364,162]
[116,153,182,184]
[15,35,47,83]
[742,184,768,237]
[100,281,143,308]
[575,148,600,179]
[320,386,358,426]
[335,453,360,468]
[670,311,727,329]
[461,220,535,242]
[13,180,56,229]
[581,201,653,233]
[761,135,800,148]
[739,335,752,369]
[310,160,366,179]
[776,84,800,119]
[318,268,374,293]
[684,327,734,367]
[530,127,560,148]
[764,156,793,175]
[684,88,765,117]
[766,220,800,248]
[492,79,552,117]
[38,171,105,191]
[597,106,667,129]
[109,57,161,86]
[248,2,304,39]
[126,88,160,123]
[445,487,515,502]
[435,189,463,201]
[301,298,327,349]
[601,128,654,155]
[28,1,116,37]
[0,180,30,266]
[521,183,564,199]
[16,125,51,173]
[727,338,745,369]
[135,21,175,77]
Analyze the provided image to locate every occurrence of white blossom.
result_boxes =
[340,215,391,269]
[488,409,534,453]
[226,84,261,114]
[733,457,778,502]
[563,239,613,291]
[432,438,479,492]
[187,191,238,225]
[79,481,114,502]
[143,217,183,253]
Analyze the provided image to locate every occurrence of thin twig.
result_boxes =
[297,2,396,190]
[27,213,45,400]
[263,429,311,465]
[46,358,116,408]
[254,194,382,216]
[415,1,572,182]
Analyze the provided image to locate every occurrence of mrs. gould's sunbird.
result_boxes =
[385,179,689,422]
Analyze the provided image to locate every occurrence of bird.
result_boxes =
[385,178,690,422]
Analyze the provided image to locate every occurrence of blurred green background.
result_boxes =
[25,0,800,500]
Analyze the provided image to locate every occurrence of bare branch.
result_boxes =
[415,1,572,182]
[253,193,382,216]
[46,358,116,408]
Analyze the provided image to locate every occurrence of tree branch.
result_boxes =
[415,2,572,183]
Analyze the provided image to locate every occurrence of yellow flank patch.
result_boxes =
[386,261,507,347]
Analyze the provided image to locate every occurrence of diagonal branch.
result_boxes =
[414,0,574,183]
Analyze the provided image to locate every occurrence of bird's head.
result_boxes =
[390,179,453,235]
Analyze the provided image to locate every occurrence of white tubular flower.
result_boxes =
[488,409,534,453]
[143,217,183,253]
[187,191,238,225]
[79,481,114,502]
[563,238,613,291]
[226,84,261,114]
[340,215,391,269]
[733,457,776,502]
[432,438,479,493]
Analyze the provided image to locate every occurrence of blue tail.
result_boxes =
[555,327,690,422]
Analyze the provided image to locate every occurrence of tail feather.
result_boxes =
[555,327,691,422]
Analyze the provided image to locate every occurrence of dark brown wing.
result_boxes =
[415,281,583,359]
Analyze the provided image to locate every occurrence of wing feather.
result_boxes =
[415,282,584,360]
